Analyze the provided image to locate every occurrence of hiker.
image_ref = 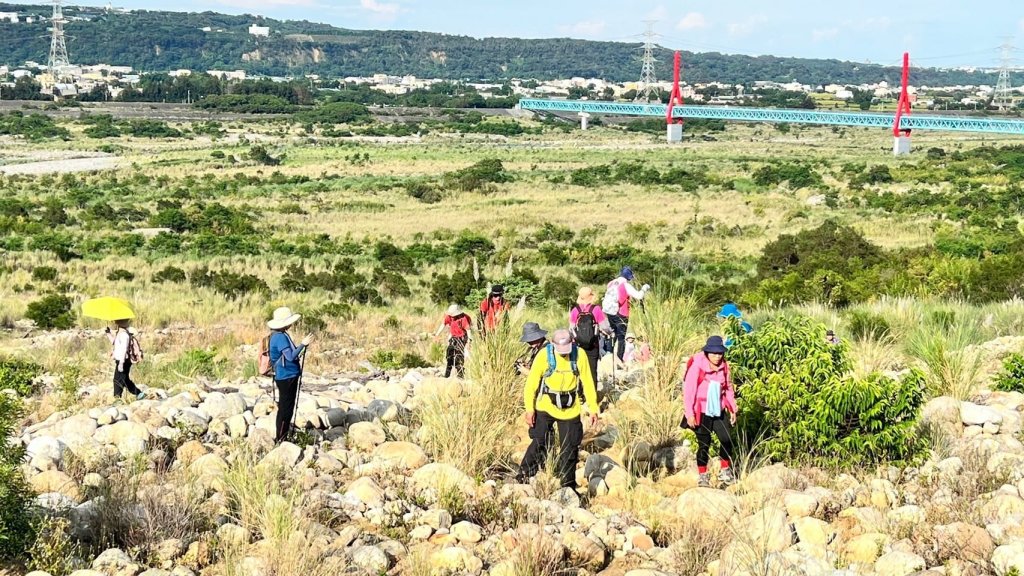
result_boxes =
[267,307,315,444]
[682,336,738,488]
[519,329,599,488]
[826,329,840,346]
[570,286,611,385]
[602,266,650,361]
[479,284,510,334]
[515,322,549,376]
[718,301,752,347]
[623,333,651,365]
[435,304,472,378]
[106,319,145,401]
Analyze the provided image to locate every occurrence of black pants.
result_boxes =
[445,336,467,378]
[608,314,628,361]
[694,415,734,467]
[580,345,599,386]
[113,360,141,398]
[519,411,584,488]
[275,376,300,443]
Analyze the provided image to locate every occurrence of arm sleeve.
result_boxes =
[682,359,699,421]
[279,334,305,362]
[569,307,579,325]
[723,365,738,413]
[580,357,599,415]
[624,281,646,300]
[523,353,545,413]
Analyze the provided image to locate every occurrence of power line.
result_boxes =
[47,0,71,82]
[994,39,1015,110]
[634,20,659,103]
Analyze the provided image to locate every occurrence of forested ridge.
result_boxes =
[0,2,1007,86]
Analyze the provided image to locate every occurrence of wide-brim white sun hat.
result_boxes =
[267,307,302,330]
[447,304,463,317]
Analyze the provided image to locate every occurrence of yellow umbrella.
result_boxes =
[82,297,136,322]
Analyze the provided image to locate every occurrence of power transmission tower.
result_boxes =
[994,40,1015,111]
[47,0,71,83]
[634,21,660,103]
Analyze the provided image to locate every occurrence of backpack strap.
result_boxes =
[544,343,556,378]
[569,345,579,377]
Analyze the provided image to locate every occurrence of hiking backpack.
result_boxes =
[602,279,623,316]
[127,332,144,363]
[258,334,275,377]
[543,343,580,380]
[538,343,582,409]
[572,305,599,349]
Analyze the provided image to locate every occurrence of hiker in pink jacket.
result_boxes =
[682,335,738,488]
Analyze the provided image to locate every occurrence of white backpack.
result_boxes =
[602,279,623,315]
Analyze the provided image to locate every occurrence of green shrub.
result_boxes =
[0,391,33,559]
[166,348,224,379]
[994,353,1024,393]
[124,119,181,138]
[406,181,444,204]
[431,268,481,305]
[542,275,578,309]
[444,158,511,192]
[189,268,269,300]
[106,269,135,282]
[752,163,821,188]
[369,350,431,370]
[0,357,42,396]
[152,265,187,284]
[31,266,58,282]
[248,145,281,166]
[25,294,75,330]
[727,315,927,467]
[845,310,891,340]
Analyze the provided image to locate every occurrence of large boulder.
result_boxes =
[344,477,385,508]
[874,551,925,576]
[961,401,1003,427]
[411,463,475,495]
[260,442,302,470]
[934,522,993,565]
[198,392,246,421]
[371,442,427,471]
[842,532,890,564]
[676,488,740,531]
[429,546,483,573]
[739,507,793,553]
[981,493,1024,524]
[94,420,151,457]
[348,421,386,451]
[30,470,83,503]
[563,531,607,570]
[993,542,1024,576]
[27,436,67,467]
[350,545,390,574]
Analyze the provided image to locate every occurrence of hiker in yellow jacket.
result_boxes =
[518,329,599,488]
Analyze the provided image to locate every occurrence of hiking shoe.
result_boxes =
[698,472,711,488]
[136,391,147,400]
[720,467,736,486]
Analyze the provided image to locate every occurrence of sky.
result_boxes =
[25,0,1024,67]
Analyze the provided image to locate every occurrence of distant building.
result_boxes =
[207,70,246,81]
[11,69,32,79]
[834,89,854,100]
[249,24,270,37]
[0,12,18,23]
[169,69,192,77]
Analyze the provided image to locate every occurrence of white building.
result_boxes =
[207,69,247,81]
[169,69,192,77]
[0,12,18,23]
[249,24,270,37]
[834,89,854,100]
[11,69,32,79]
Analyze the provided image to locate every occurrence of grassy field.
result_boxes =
[3,110,1024,389]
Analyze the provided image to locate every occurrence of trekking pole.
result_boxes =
[290,346,309,441]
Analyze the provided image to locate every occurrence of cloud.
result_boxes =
[728,15,766,37]
[676,12,708,31]
[360,0,400,17]
[811,27,839,42]
[646,5,668,20]
[558,19,607,38]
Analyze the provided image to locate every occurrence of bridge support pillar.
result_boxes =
[893,135,911,156]
[667,123,683,143]
[579,112,590,131]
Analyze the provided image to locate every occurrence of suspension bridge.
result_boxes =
[518,52,1024,154]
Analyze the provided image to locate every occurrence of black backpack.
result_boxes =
[572,305,599,349]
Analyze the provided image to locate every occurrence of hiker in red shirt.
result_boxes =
[478,284,510,334]
[435,304,472,378]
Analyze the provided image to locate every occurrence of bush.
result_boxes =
[31,266,58,282]
[845,310,891,340]
[152,265,187,284]
[444,158,511,192]
[752,163,821,188]
[248,145,282,166]
[25,294,75,330]
[431,268,480,305]
[994,353,1024,393]
[406,181,444,204]
[368,350,431,370]
[542,275,578,309]
[727,315,927,467]
[190,268,269,300]
[0,391,33,559]
[106,268,135,282]
[0,357,42,396]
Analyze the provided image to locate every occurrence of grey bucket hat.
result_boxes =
[520,322,548,343]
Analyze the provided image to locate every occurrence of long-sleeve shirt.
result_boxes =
[111,329,130,363]
[608,277,647,317]
[682,353,737,426]
[523,347,599,420]
[269,331,305,380]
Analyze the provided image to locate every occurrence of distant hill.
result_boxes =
[0,3,1007,86]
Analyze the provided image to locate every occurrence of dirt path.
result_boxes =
[0,156,121,175]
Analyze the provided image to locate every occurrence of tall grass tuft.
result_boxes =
[906,318,984,399]
[419,317,525,478]
[611,292,706,458]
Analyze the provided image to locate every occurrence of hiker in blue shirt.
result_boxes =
[718,302,752,348]
[267,306,315,443]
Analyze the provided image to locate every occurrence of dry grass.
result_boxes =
[906,319,985,399]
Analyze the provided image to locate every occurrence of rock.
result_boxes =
[451,521,483,544]
[29,470,82,503]
[95,420,151,457]
[981,493,1024,524]
[350,545,390,574]
[961,402,1003,426]
[260,442,302,469]
[408,525,433,540]
[152,538,186,566]
[430,546,483,573]
[552,487,581,508]
[174,441,208,467]
[993,541,1024,576]
[216,523,249,548]
[348,421,387,451]
[199,392,246,420]
[139,570,171,576]
[371,442,427,470]
[923,396,961,425]
[741,507,793,553]
[935,522,994,564]
[624,571,670,576]
[421,509,452,530]
[887,505,926,526]
[93,548,138,572]
[417,377,463,401]
[411,463,475,495]
[344,477,385,508]
[225,414,248,439]
[27,436,66,467]
[676,488,740,530]
[793,517,834,547]
[26,571,56,576]
[842,532,889,564]
[69,572,106,576]
[564,531,606,570]
[783,491,819,519]
[875,551,925,576]
[189,453,227,492]
[367,399,401,422]
[651,444,692,472]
